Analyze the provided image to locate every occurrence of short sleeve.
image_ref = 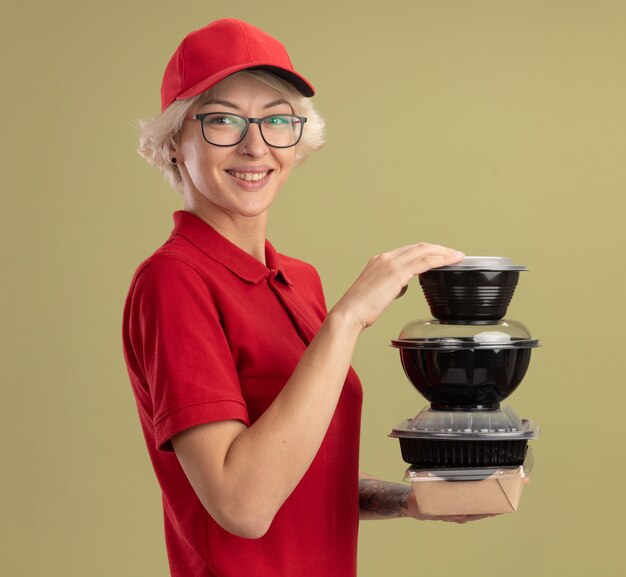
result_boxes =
[125,257,249,451]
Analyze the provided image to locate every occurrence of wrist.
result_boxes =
[405,489,422,519]
[326,303,365,340]
[325,305,365,340]
[359,478,413,520]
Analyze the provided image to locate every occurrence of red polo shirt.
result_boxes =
[122,211,363,577]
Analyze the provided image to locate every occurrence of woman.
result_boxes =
[123,18,474,577]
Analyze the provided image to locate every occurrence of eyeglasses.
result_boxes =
[185,112,307,148]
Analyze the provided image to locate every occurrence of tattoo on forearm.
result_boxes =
[359,479,412,518]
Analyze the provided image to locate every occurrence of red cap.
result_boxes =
[160,18,315,111]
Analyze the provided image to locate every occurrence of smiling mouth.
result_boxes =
[226,170,272,182]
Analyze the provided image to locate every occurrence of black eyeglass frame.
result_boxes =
[185,112,307,148]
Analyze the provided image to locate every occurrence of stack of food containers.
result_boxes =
[389,257,540,515]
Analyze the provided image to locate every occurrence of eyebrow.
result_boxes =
[201,98,291,111]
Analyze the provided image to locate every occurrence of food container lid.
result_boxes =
[391,318,540,350]
[401,405,523,433]
[391,337,540,350]
[405,464,526,482]
[390,406,541,440]
[435,256,528,271]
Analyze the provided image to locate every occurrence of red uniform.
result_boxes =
[122,211,363,577]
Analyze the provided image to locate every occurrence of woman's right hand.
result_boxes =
[331,243,464,331]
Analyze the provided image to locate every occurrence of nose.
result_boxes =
[238,122,268,157]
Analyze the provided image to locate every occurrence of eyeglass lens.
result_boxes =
[200,113,303,147]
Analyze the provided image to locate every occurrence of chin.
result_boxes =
[236,205,273,219]
[233,195,279,218]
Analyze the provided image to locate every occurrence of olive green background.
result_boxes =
[2,0,624,575]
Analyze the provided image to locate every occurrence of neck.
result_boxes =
[183,201,268,265]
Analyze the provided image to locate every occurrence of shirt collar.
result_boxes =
[170,211,293,286]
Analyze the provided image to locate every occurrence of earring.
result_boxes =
[170,157,177,164]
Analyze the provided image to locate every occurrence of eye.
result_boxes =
[263,114,292,128]
[205,114,239,127]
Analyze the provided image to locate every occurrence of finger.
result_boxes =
[367,245,464,293]
[409,251,465,275]
[405,244,464,266]
[378,245,464,275]
[391,242,462,258]
[445,513,497,523]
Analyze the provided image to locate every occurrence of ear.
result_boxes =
[168,141,183,165]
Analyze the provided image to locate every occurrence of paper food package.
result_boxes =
[408,465,526,516]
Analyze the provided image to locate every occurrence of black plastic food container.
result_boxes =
[418,256,527,321]
[390,408,540,468]
[398,437,529,468]
[392,337,539,410]
[419,269,519,321]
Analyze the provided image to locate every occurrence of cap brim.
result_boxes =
[169,63,315,110]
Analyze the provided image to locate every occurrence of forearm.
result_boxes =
[359,475,415,520]
[227,308,361,487]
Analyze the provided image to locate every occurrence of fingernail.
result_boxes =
[395,285,408,299]
[455,251,465,258]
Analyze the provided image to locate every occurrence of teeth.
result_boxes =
[229,171,269,182]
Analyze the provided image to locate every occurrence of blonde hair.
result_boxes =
[137,70,326,193]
